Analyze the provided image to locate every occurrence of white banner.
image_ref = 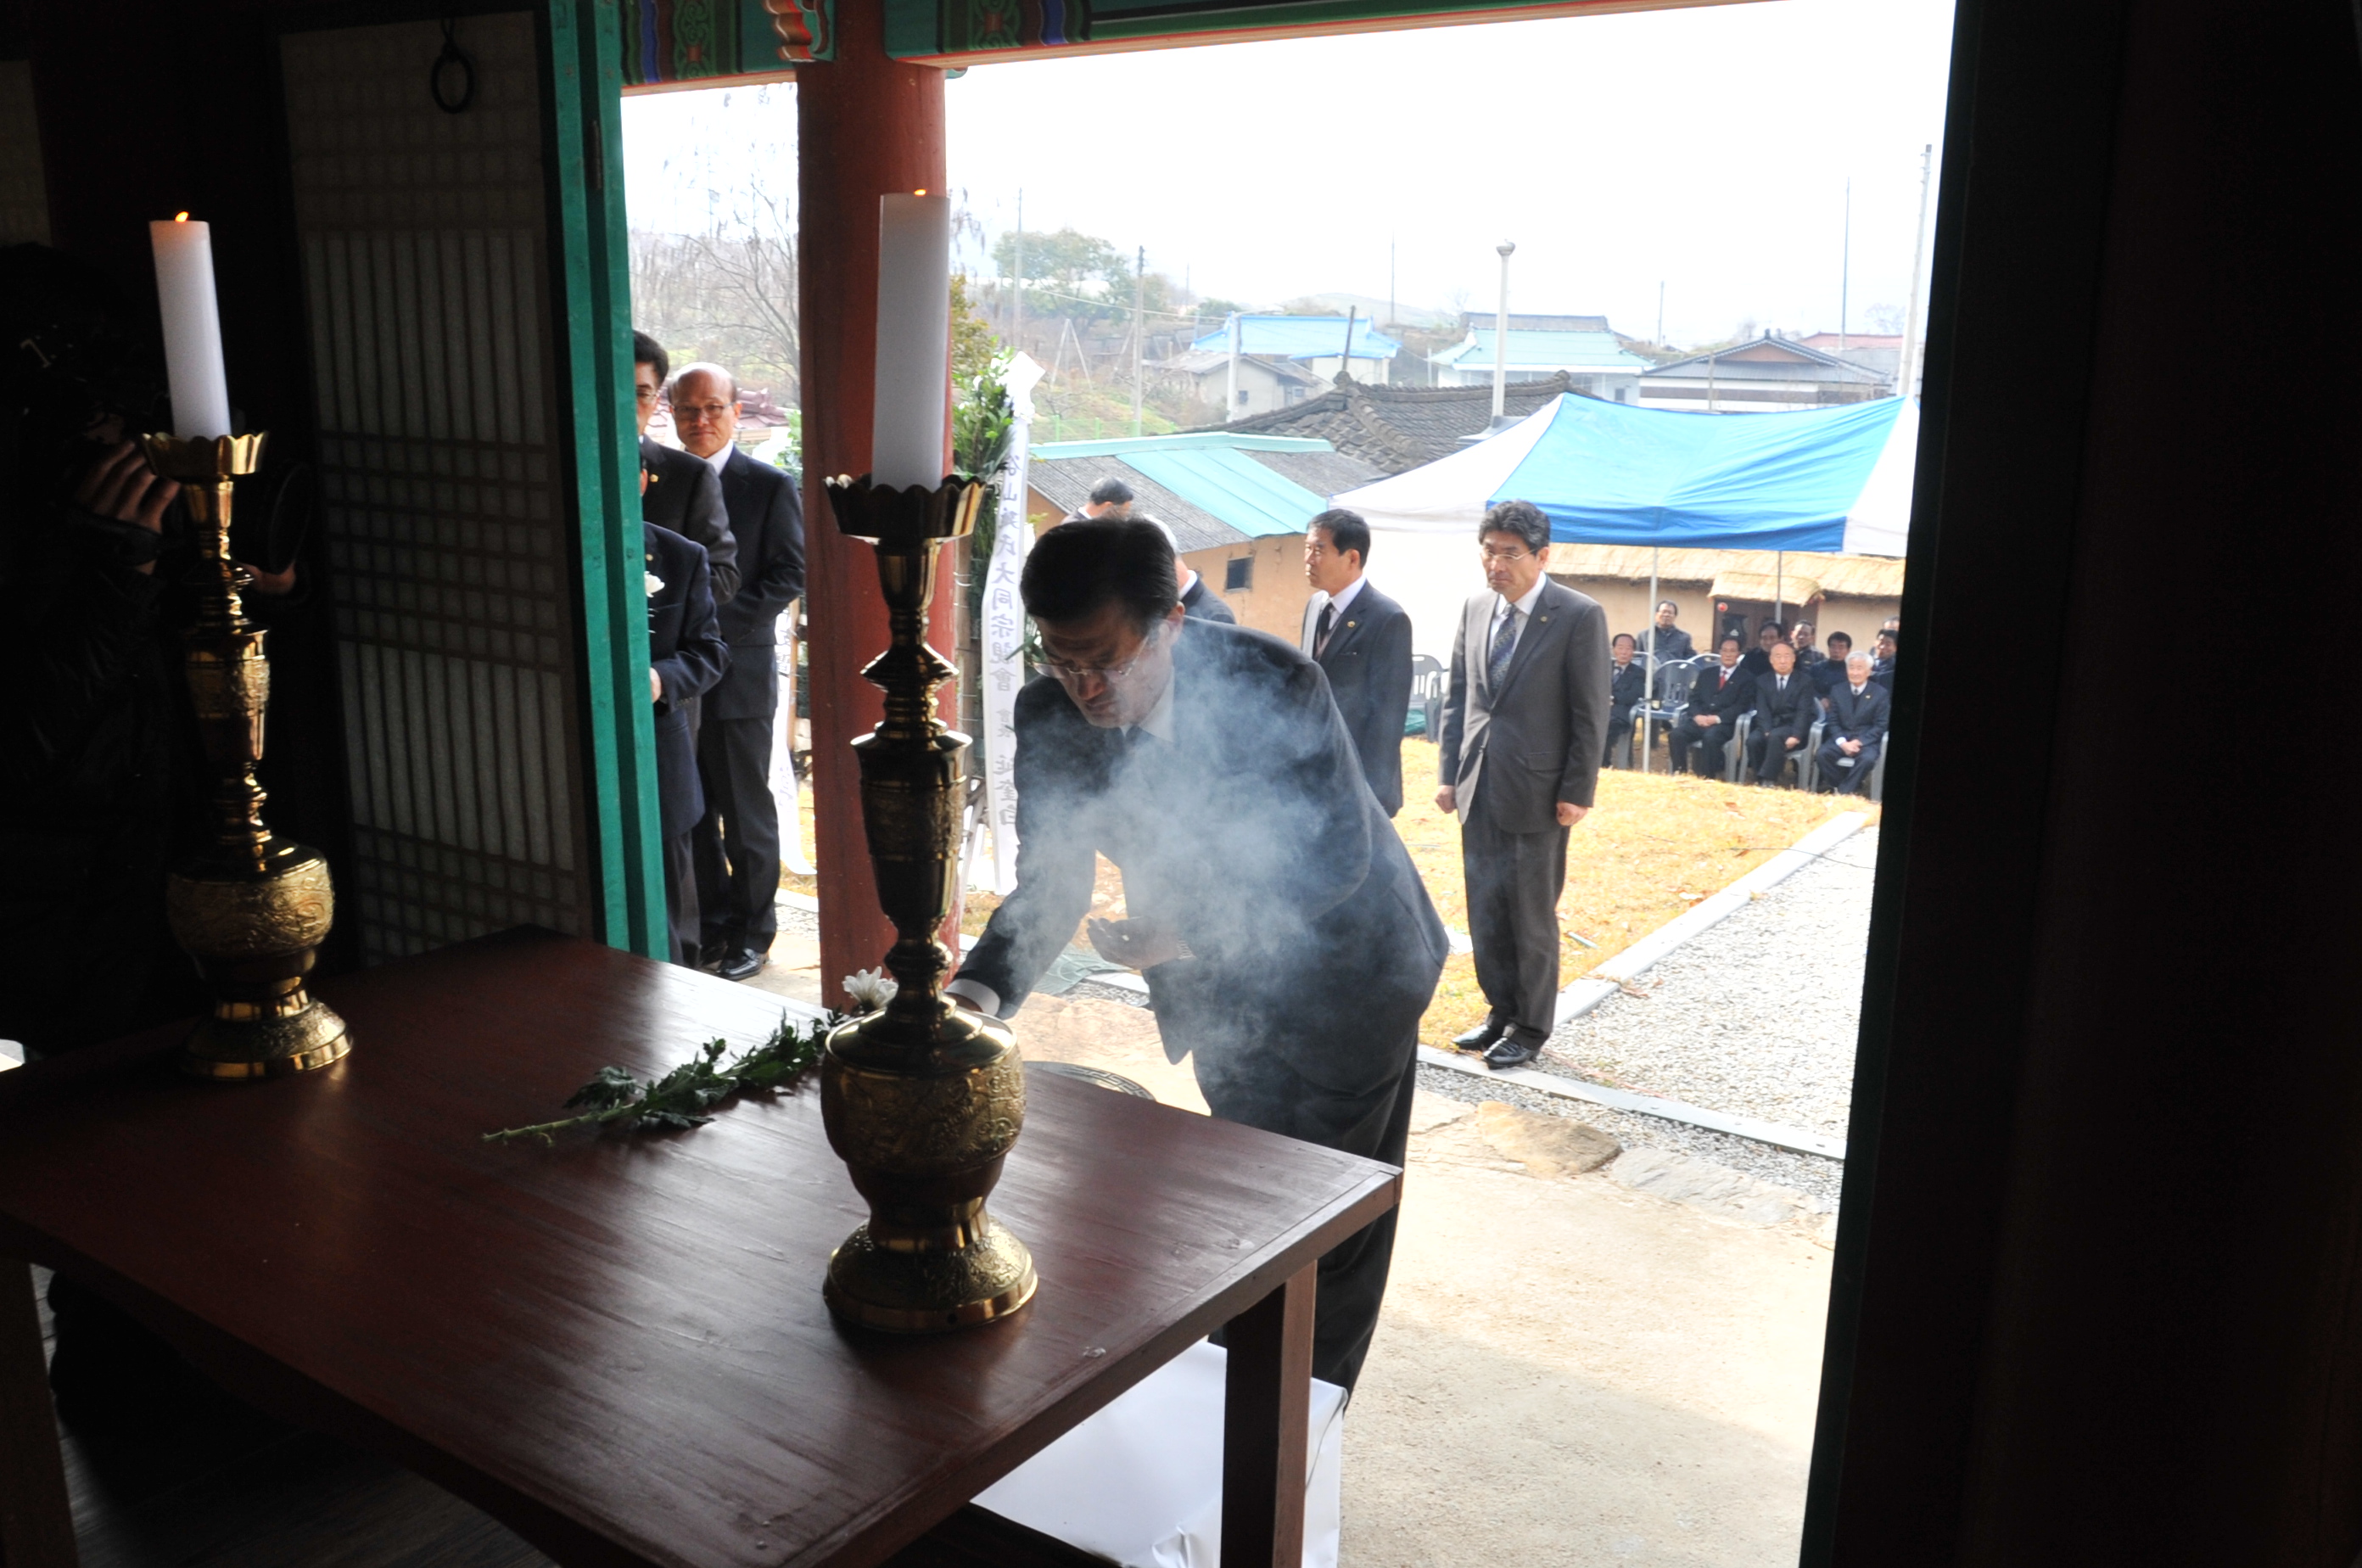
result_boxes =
[978,354,1044,895]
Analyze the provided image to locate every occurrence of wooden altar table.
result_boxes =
[0,928,1397,1568]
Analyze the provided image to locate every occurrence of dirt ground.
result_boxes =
[753,972,1834,1565]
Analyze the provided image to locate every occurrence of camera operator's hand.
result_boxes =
[238,562,299,597]
[73,443,180,575]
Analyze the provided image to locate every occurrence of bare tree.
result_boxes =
[630,179,800,402]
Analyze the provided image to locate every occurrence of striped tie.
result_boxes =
[1487,605,1519,689]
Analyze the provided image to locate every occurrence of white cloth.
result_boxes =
[691,441,730,476]
[975,1340,1346,1568]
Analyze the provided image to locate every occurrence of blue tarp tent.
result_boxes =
[1332,393,1917,555]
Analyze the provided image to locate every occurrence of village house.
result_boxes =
[1640,331,1893,411]
[1426,311,1652,403]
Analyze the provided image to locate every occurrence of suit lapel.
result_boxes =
[1492,585,1557,701]
[1319,596,1369,664]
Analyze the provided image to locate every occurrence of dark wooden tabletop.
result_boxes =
[0,928,1397,1568]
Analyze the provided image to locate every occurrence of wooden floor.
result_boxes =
[34,1268,553,1568]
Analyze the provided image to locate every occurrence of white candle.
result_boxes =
[149,214,233,440]
[871,193,951,490]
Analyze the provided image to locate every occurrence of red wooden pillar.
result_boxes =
[798,8,957,1008]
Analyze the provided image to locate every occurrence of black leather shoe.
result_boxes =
[716,947,767,983]
[1452,1018,1507,1052]
[1482,1036,1542,1071]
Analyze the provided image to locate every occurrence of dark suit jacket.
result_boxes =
[960,621,1446,1096]
[1750,668,1819,747]
[1637,625,1694,662]
[1686,663,1754,726]
[1608,658,1647,724]
[1810,656,1854,697]
[639,437,739,603]
[705,448,807,722]
[1439,580,1612,833]
[1311,580,1413,816]
[1180,573,1236,624]
[1824,680,1893,748]
[645,524,728,837]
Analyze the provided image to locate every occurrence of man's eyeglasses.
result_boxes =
[1038,624,1163,686]
[1480,545,1532,564]
[675,402,734,424]
[634,386,662,406]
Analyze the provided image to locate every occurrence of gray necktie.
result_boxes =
[1487,606,1519,688]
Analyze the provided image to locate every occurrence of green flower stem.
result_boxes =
[484,1011,835,1145]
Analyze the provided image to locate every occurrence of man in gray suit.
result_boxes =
[1436,499,1612,1070]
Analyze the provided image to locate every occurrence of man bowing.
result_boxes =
[949,519,1447,1393]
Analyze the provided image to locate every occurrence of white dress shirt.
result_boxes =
[1313,574,1367,654]
[693,441,731,477]
[946,667,1178,1017]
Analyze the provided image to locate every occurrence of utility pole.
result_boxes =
[1339,306,1356,387]
[1839,177,1851,354]
[1389,237,1396,328]
[1010,190,1024,356]
[1492,241,1515,423]
[1898,144,1932,398]
[1657,281,1665,346]
[1224,311,1241,423]
[1132,244,1145,436]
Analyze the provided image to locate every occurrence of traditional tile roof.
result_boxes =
[1194,372,1580,475]
[1024,434,1385,553]
[1430,328,1652,374]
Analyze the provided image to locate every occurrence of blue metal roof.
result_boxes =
[1187,315,1402,361]
[1430,328,1649,372]
[1028,431,1335,541]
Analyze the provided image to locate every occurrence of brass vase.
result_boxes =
[817,473,1036,1333]
[140,434,350,1079]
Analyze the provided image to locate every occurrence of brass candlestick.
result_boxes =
[817,473,1036,1333]
[139,433,349,1080]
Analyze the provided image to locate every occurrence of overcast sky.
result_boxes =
[624,0,1956,347]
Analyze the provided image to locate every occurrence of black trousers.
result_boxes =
[1668,716,1734,777]
[663,829,701,967]
[1749,728,1811,785]
[692,712,782,951]
[1817,736,1883,794]
[1462,801,1570,1046]
[1194,1035,1420,1395]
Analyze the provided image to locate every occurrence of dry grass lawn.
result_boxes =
[782,735,1877,1044]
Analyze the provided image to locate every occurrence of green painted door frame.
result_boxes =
[545,0,669,959]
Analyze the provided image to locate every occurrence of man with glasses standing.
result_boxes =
[1436,500,1611,1070]
[948,519,1446,1394]
[632,333,738,603]
[669,362,805,983]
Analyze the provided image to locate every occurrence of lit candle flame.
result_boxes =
[913,188,927,196]
[175,211,190,222]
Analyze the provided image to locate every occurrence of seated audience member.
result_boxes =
[1066,476,1133,523]
[1747,641,1818,786]
[1669,635,1750,777]
[1605,632,1645,766]
[1811,631,1855,699]
[1792,621,1826,668]
[1638,598,1694,662]
[1872,627,1899,689]
[1817,652,1892,795]
[1738,619,1786,680]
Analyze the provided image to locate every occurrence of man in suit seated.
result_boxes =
[1818,651,1893,795]
[1668,636,1751,777]
[1791,620,1827,670]
[1639,598,1694,663]
[632,332,737,602]
[949,519,1446,1392]
[1746,641,1819,787]
[1437,500,1611,1071]
[669,362,807,983]
[643,523,730,965]
[1300,507,1414,816]
[1738,619,1787,680]
[1605,633,1646,767]
[1811,630,1855,702]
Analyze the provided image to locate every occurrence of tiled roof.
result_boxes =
[1024,435,1385,553]
[1195,372,1581,475]
[1430,329,1651,373]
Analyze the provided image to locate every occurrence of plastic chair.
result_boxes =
[1634,655,1710,769]
[1411,654,1446,741]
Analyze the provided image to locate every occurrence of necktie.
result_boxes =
[1315,602,1335,652]
[1487,605,1519,689]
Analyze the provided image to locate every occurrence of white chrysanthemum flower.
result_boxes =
[842,967,898,1011]
[645,571,665,596]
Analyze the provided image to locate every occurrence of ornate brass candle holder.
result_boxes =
[817,473,1036,1333]
[139,433,349,1080]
